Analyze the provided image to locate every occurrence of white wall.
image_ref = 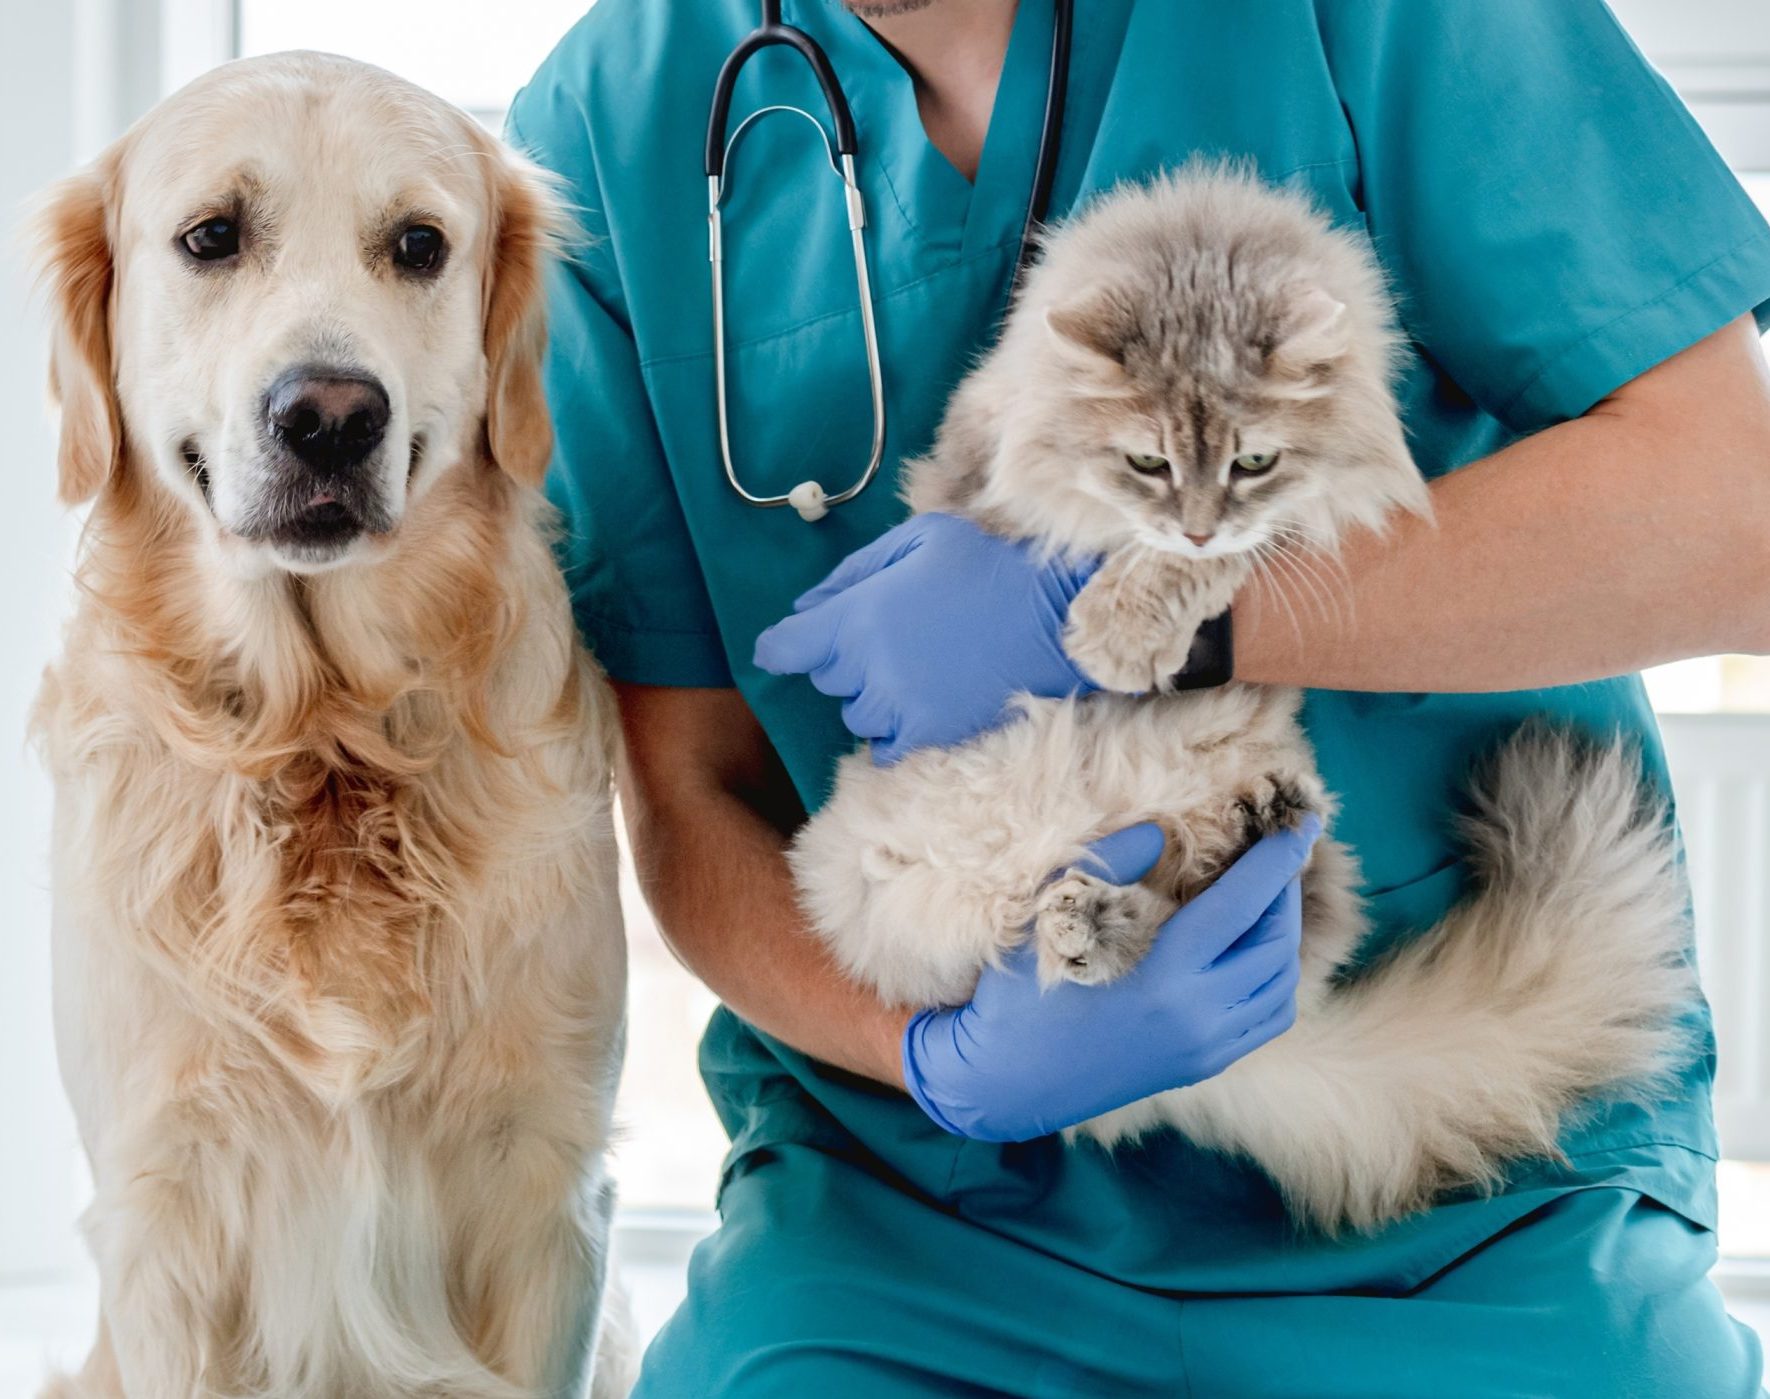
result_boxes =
[0,0,189,1281]
[2,2,88,1281]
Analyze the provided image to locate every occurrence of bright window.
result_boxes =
[237,0,593,126]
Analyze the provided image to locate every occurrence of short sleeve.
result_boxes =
[1316,0,1770,432]
[506,95,734,687]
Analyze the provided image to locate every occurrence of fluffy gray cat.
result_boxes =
[790,168,1697,1232]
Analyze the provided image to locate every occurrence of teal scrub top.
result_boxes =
[510,0,1770,1292]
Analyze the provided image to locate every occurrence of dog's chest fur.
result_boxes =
[37,487,620,1109]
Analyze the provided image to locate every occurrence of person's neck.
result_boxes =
[862,2,1018,182]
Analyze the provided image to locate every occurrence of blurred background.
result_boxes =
[2,0,1768,1383]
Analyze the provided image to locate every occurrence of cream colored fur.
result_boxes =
[793,171,1696,1233]
[32,55,629,1398]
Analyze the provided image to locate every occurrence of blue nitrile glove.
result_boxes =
[902,819,1318,1143]
[753,514,1098,763]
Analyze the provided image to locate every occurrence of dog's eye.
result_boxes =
[181,217,240,262]
[394,224,446,274]
[1231,451,1280,478]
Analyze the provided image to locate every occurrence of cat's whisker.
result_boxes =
[1262,540,1339,635]
[1288,554,1349,639]
[1248,544,1308,651]
[1263,528,1356,637]
[1252,542,1319,643]
[1288,544,1357,638]
[1273,525,1356,598]
[1278,546,1342,626]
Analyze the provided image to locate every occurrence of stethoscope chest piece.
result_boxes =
[787,480,830,523]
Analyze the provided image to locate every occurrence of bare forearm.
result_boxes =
[629,786,909,1082]
[1237,318,1770,691]
[615,685,909,1086]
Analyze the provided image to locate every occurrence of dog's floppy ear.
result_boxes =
[36,163,121,504]
[481,145,570,488]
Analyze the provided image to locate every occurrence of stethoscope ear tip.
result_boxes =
[789,480,830,523]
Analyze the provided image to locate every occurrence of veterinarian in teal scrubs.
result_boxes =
[510,2,1770,1393]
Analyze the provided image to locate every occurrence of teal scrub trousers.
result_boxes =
[636,1142,1762,1398]
[507,0,1770,1392]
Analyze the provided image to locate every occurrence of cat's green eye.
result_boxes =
[1125,453,1170,475]
[1231,451,1280,477]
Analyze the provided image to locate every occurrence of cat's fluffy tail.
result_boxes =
[1156,727,1698,1233]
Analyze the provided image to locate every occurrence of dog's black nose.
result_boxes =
[265,369,389,472]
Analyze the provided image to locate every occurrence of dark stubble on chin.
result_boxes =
[843,0,940,16]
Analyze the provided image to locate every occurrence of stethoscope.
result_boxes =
[706,0,1075,522]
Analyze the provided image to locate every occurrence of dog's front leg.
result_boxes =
[448,1135,618,1398]
[84,1147,239,1399]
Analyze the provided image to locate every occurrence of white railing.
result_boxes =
[1663,713,1770,1162]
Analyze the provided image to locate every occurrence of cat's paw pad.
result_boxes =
[1234,775,1320,844]
[1031,873,1160,987]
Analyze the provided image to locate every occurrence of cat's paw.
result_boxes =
[1234,774,1321,844]
[1031,872,1164,987]
[1062,596,1198,694]
[1063,554,1250,694]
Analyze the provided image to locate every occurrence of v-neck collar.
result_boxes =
[784,0,1055,259]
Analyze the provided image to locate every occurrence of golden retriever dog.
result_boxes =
[30,53,631,1399]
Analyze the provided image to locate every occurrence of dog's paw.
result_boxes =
[1032,872,1164,987]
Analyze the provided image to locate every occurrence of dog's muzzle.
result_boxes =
[243,365,397,554]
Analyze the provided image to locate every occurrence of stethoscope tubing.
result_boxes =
[1019,0,1074,274]
[707,0,1073,522]
[706,0,857,175]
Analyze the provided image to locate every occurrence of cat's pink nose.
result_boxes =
[1185,531,1216,547]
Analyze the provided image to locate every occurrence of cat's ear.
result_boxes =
[1045,290,1130,388]
[1273,285,1350,371]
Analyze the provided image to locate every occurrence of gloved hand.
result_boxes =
[902,818,1317,1143]
[753,513,1097,763]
